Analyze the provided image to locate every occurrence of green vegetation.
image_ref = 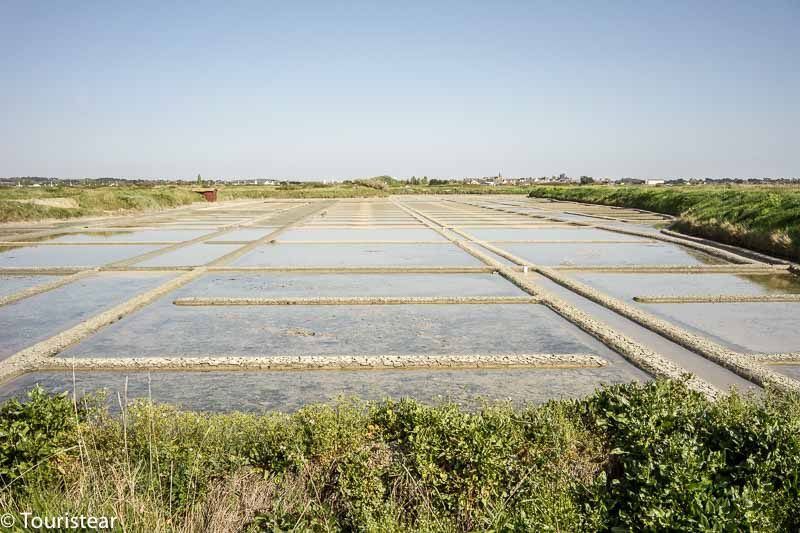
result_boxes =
[2,380,799,531]
[529,185,800,261]
[0,181,535,223]
[6,180,798,263]
[217,182,392,200]
[0,186,200,223]
[218,179,534,200]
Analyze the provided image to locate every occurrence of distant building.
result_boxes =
[645,179,665,186]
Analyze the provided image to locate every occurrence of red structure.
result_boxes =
[194,189,218,202]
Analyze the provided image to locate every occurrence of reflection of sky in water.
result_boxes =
[51,229,214,242]
[571,272,800,353]
[645,302,800,353]
[473,227,646,241]
[573,273,800,299]
[0,274,58,298]
[0,368,648,413]
[60,304,633,359]
[217,228,276,241]
[499,242,724,266]
[3,197,780,414]
[176,272,524,298]
[135,244,241,266]
[0,244,163,267]
[232,243,482,267]
[0,273,175,359]
[279,228,447,241]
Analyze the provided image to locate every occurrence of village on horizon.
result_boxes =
[2,173,799,188]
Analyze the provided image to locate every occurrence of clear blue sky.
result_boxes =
[1,1,798,180]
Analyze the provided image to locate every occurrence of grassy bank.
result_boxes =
[0,183,532,224]
[528,185,800,261]
[208,183,532,200]
[217,183,391,200]
[0,186,201,223]
[1,380,798,531]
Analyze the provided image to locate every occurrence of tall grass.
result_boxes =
[2,380,799,531]
[0,186,200,223]
[528,185,800,261]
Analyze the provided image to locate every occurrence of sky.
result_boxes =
[1,1,798,180]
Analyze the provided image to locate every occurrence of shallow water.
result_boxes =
[475,247,518,266]
[572,273,800,299]
[164,218,246,226]
[217,227,277,241]
[60,303,626,359]
[496,242,725,266]
[466,227,649,242]
[0,273,175,360]
[151,224,221,230]
[0,367,648,412]
[534,275,760,392]
[645,302,800,353]
[772,365,800,381]
[134,243,242,266]
[178,272,525,298]
[570,272,800,353]
[279,228,446,242]
[51,229,214,243]
[231,243,483,267]
[0,244,164,267]
[5,196,781,410]
[0,274,59,297]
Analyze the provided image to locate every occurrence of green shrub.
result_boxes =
[1,381,799,530]
[0,386,77,489]
[585,380,800,530]
[371,399,596,530]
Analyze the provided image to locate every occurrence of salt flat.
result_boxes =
[1,195,797,410]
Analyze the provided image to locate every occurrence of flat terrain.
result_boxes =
[0,182,530,223]
[3,195,800,530]
[528,184,800,261]
[1,195,799,409]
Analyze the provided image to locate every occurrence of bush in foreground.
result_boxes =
[0,380,798,531]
